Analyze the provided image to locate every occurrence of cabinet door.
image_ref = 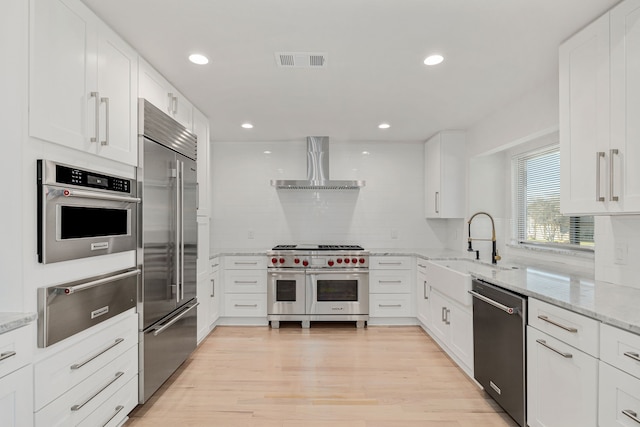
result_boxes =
[560,13,611,215]
[194,108,210,217]
[95,24,138,165]
[416,265,430,328]
[527,326,598,427]
[449,302,473,370]
[599,361,640,427]
[429,289,449,344]
[209,266,220,326]
[30,0,97,150]
[171,91,194,130]
[611,0,640,213]
[139,58,172,115]
[424,135,441,218]
[0,365,33,427]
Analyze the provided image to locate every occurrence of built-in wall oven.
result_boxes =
[37,160,139,264]
[267,245,369,328]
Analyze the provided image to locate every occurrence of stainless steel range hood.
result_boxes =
[270,136,365,189]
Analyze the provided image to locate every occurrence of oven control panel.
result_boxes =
[267,253,368,268]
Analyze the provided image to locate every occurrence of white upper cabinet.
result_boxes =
[561,0,640,215]
[424,131,466,219]
[139,58,193,130]
[29,0,138,166]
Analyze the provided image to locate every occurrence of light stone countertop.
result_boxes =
[210,248,640,334]
[0,312,37,335]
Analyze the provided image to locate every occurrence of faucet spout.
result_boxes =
[467,211,501,264]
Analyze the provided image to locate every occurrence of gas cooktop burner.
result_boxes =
[271,244,364,251]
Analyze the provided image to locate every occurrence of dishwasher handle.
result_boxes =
[468,290,517,315]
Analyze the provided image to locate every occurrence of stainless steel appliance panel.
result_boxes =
[267,270,306,315]
[140,137,180,329]
[139,300,197,402]
[177,153,197,307]
[306,270,369,315]
[37,268,139,347]
[471,279,527,427]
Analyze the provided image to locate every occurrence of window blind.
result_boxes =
[513,145,594,249]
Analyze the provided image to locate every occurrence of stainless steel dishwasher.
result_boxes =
[470,279,527,427]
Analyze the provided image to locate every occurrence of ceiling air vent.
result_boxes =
[275,52,327,68]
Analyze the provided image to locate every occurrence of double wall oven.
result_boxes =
[267,245,369,328]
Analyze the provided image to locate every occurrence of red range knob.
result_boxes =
[351,258,357,264]
[359,258,366,264]
[328,260,334,266]
[337,258,343,264]
[279,258,285,264]
[302,260,309,267]
[344,258,350,264]
[271,257,278,264]
[294,258,300,264]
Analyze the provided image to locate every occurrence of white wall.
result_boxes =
[210,140,455,251]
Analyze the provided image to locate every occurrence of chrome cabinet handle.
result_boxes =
[624,351,640,362]
[70,338,125,370]
[57,269,140,295]
[441,307,446,322]
[379,280,402,284]
[234,280,258,284]
[622,410,640,424]
[423,280,428,300]
[61,188,141,203]
[610,148,619,201]
[379,304,402,308]
[0,351,17,362]
[469,290,517,315]
[435,191,439,214]
[536,339,573,358]
[445,308,450,325]
[153,303,199,336]
[173,95,179,114]
[71,372,124,411]
[210,278,215,298]
[234,261,259,265]
[235,304,258,308]
[537,315,578,333]
[168,92,177,114]
[100,97,109,146]
[378,262,402,266]
[101,405,124,427]
[596,151,605,202]
[90,91,100,143]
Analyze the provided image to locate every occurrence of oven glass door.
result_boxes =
[267,270,306,315]
[306,270,369,315]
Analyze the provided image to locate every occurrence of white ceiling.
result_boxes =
[82,0,619,143]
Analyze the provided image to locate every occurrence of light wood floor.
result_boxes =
[126,323,518,427]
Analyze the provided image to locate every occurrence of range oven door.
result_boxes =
[306,270,369,315]
[267,269,306,315]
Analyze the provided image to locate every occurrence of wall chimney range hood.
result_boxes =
[270,136,365,190]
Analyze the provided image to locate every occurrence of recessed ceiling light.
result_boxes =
[424,54,444,66]
[241,123,254,129]
[188,53,209,65]
[263,151,272,154]
[362,151,370,155]
[378,123,391,129]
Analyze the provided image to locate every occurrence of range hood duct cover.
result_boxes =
[271,136,365,190]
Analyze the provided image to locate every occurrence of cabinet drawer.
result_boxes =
[224,256,267,269]
[35,345,137,427]
[370,294,414,317]
[0,323,34,380]
[34,313,137,411]
[416,259,428,272]
[369,256,412,270]
[528,298,599,357]
[601,323,640,379]
[210,257,221,271]
[599,361,640,427]
[77,374,138,427]
[370,270,412,293]
[224,270,267,293]
[224,294,267,317]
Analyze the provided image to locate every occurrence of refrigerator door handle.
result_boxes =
[175,159,181,303]
[180,160,185,301]
[152,302,199,336]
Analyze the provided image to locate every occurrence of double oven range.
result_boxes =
[267,244,369,328]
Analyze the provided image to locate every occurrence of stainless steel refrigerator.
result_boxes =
[137,99,198,403]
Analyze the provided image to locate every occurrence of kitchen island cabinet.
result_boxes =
[29,0,138,166]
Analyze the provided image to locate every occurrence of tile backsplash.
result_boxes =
[210,139,456,250]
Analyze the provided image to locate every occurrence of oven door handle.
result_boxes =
[468,290,517,315]
[55,269,140,295]
[304,268,367,274]
[62,188,141,203]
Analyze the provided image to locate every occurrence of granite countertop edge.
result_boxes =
[0,312,37,335]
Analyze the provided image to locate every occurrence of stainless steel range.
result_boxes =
[267,244,369,328]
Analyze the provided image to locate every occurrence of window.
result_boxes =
[513,145,594,250]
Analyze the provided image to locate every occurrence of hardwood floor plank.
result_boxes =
[125,325,517,426]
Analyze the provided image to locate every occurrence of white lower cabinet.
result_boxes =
[429,288,473,373]
[599,361,640,427]
[220,256,267,323]
[368,256,414,324]
[415,260,430,329]
[0,364,33,427]
[527,325,598,427]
